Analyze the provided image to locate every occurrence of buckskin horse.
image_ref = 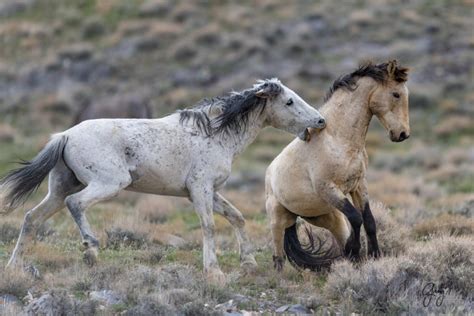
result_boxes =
[266,61,410,271]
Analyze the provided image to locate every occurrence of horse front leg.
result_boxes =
[265,194,296,271]
[326,188,363,261]
[351,179,380,258]
[213,193,257,272]
[188,183,226,285]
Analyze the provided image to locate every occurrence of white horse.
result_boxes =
[0,79,326,284]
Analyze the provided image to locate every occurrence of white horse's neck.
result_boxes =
[320,77,375,149]
[220,110,267,158]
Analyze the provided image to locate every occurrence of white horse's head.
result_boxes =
[255,79,326,141]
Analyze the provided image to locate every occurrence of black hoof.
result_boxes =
[273,255,285,271]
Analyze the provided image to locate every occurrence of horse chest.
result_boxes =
[329,154,364,194]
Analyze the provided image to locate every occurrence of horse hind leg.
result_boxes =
[303,211,352,254]
[65,178,130,266]
[213,193,257,271]
[7,160,82,268]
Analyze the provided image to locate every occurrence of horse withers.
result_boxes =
[266,60,410,271]
[0,79,325,284]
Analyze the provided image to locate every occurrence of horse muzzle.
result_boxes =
[298,128,311,141]
[298,118,326,142]
[390,130,410,142]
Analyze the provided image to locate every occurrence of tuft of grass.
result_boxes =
[324,235,474,314]
[0,267,34,298]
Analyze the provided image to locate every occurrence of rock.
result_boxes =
[26,291,98,315]
[26,291,74,315]
[216,299,238,313]
[276,304,311,314]
[287,304,311,314]
[0,294,21,308]
[89,290,123,306]
[139,0,171,17]
[0,0,36,18]
[82,16,106,39]
[57,43,94,62]
[154,233,187,248]
[275,304,289,313]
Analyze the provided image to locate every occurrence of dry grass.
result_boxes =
[360,201,410,257]
[0,267,34,299]
[324,235,474,315]
[413,213,474,238]
[0,0,472,314]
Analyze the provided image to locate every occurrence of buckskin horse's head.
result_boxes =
[369,60,410,142]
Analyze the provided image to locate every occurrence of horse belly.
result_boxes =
[126,165,189,196]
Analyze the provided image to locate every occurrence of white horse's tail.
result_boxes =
[0,135,68,214]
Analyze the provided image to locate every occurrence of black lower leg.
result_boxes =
[339,199,362,260]
[362,203,380,258]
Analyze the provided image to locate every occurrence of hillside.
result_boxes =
[0,0,473,315]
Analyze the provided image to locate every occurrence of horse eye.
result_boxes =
[392,92,400,99]
[286,98,293,106]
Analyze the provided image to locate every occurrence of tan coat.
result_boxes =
[266,61,410,271]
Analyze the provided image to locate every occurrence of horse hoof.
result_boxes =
[206,268,226,286]
[241,254,258,273]
[273,255,285,272]
[24,264,41,279]
[368,249,381,259]
[83,248,98,267]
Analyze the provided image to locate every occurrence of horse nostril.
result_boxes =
[318,118,325,125]
[400,131,407,140]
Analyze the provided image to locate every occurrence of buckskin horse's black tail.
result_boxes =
[284,223,342,271]
[0,135,68,214]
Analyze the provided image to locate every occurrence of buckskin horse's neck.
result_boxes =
[320,78,375,149]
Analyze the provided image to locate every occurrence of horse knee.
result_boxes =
[232,212,246,228]
[21,210,38,235]
[65,196,82,217]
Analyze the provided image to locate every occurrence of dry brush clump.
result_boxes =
[413,213,474,238]
[111,263,229,315]
[360,201,410,257]
[0,268,34,299]
[323,235,474,315]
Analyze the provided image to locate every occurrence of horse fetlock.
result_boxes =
[273,255,285,271]
[82,237,99,249]
[83,247,99,267]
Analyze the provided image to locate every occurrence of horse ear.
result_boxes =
[387,60,398,78]
[255,82,281,99]
[255,88,269,98]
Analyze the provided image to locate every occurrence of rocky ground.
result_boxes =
[0,0,473,315]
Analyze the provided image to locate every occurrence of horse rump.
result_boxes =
[284,223,342,271]
[0,135,68,214]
